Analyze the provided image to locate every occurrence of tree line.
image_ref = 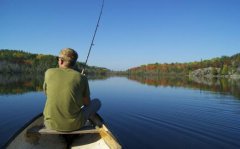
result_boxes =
[0,49,109,75]
[128,53,240,76]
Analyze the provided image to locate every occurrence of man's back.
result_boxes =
[43,68,90,131]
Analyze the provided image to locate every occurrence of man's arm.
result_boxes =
[43,70,49,95]
[82,75,91,106]
[43,81,47,95]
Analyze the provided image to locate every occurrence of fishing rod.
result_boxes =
[81,0,105,74]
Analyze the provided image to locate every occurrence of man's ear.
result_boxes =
[59,59,64,65]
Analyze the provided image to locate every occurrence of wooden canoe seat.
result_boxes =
[27,125,99,135]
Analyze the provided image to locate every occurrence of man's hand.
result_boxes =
[83,96,90,106]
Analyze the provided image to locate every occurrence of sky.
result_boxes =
[1,0,240,70]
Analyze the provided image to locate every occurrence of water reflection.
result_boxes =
[0,74,110,95]
[1,74,240,99]
[0,74,44,95]
[127,75,240,99]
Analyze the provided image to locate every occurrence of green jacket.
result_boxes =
[43,68,90,131]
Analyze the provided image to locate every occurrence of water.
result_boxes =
[1,76,240,149]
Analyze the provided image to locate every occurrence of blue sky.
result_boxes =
[1,0,240,70]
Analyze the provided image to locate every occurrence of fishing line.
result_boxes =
[81,0,105,74]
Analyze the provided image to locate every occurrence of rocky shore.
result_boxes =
[189,67,240,79]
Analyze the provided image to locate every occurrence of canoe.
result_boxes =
[5,113,122,149]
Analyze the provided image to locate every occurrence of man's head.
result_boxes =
[58,48,78,68]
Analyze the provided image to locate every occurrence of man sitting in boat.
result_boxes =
[43,48,102,132]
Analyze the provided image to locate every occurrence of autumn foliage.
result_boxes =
[128,53,240,76]
[0,49,109,75]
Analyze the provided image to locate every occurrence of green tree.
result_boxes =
[221,65,229,75]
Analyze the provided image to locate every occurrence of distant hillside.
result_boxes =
[128,53,240,76]
[0,49,109,75]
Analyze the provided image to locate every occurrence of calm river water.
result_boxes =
[0,75,240,149]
